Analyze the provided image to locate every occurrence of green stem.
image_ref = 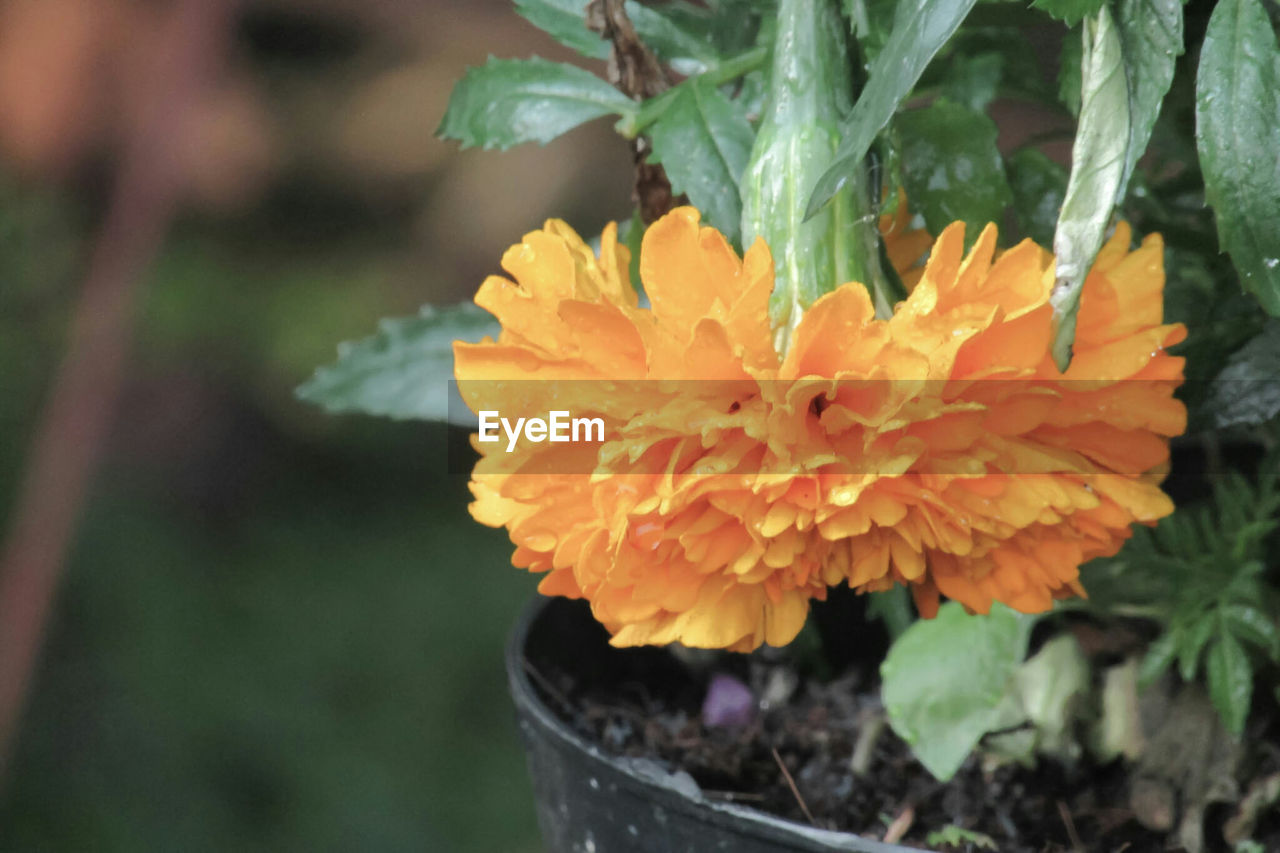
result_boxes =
[740,0,894,352]
[619,46,769,138]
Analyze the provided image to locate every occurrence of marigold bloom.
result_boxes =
[454,207,1185,651]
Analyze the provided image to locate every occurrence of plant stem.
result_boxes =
[620,46,769,137]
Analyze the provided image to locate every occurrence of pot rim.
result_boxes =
[505,595,918,853]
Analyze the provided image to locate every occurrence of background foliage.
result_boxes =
[3,0,1280,847]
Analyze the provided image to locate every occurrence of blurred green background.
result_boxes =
[0,1,633,849]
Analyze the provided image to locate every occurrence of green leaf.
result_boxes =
[620,208,646,295]
[628,3,721,74]
[845,0,898,64]
[647,76,754,246]
[805,0,979,218]
[514,0,722,71]
[1177,614,1216,681]
[1058,29,1083,116]
[1032,0,1104,26]
[1112,0,1184,204]
[1205,321,1280,428]
[925,825,998,850]
[894,100,1012,242]
[692,0,774,57]
[881,602,1036,781]
[1013,634,1091,763]
[1009,148,1068,246]
[295,304,497,424]
[1050,7,1130,370]
[1138,630,1178,686]
[1224,604,1280,659]
[866,586,915,640]
[1206,632,1254,736]
[943,52,1004,112]
[1196,0,1280,316]
[437,57,637,150]
[513,0,609,59]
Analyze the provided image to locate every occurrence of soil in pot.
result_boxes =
[522,593,1280,852]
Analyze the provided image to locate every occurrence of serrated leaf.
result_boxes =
[296,303,498,425]
[805,0,979,218]
[1050,7,1130,370]
[1196,0,1280,316]
[1032,0,1104,26]
[437,57,637,150]
[1205,321,1280,428]
[1206,632,1254,736]
[895,100,1012,242]
[1113,0,1183,204]
[514,0,609,59]
[881,603,1036,781]
[647,76,753,245]
[1009,148,1068,246]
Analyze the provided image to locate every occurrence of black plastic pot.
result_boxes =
[506,596,913,853]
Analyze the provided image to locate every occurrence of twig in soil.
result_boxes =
[883,805,915,844]
[1057,799,1084,852]
[522,657,577,718]
[771,746,817,827]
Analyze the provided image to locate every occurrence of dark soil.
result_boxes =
[524,595,1280,853]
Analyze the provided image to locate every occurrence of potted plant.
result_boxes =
[298,0,1280,849]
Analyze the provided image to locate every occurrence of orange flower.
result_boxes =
[454,208,1185,651]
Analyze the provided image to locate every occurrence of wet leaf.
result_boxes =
[1196,0,1280,316]
[1113,0,1184,203]
[1009,148,1068,246]
[514,0,610,58]
[1050,7,1129,370]
[647,76,754,245]
[1205,320,1280,428]
[895,100,1012,243]
[438,57,637,150]
[806,0,978,218]
[296,304,497,425]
